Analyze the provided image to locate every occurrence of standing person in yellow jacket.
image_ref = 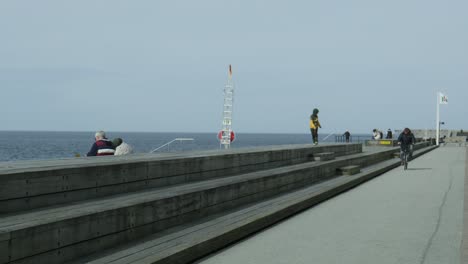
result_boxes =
[310,108,321,145]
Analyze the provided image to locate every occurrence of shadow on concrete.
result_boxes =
[406,168,432,171]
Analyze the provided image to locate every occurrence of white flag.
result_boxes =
[439,93,448,104]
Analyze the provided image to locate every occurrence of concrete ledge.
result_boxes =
[313,152,335,161]
[338,165,361,175]
[0,144,362,214]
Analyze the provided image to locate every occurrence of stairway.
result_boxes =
[0,143,435,264]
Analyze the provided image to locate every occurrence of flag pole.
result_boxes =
[436,92,440,146]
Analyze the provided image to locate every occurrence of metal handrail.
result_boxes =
[322,132,336,142]
[150,138,195,153]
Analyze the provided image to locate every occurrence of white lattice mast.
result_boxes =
[221,65,234,149]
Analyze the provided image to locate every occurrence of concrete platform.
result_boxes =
[198,146,464,264]
[0,143,434,263]
[76,146,436,264]
[0,148,403,264]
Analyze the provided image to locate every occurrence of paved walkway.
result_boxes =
[198,147,466,264]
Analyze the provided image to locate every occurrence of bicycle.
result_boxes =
[401,147,409,170]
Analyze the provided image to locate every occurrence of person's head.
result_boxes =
[112,138,123,148]
[373,129,377,133]
[403,128,410,134]
[388,128,391,131]
[95,131,106,141]
[313,108,319,115]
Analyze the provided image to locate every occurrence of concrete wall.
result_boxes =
[444,136,467,143]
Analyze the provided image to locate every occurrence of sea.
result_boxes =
[0,131,371,162]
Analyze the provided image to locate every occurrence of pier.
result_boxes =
[0,142,457,264]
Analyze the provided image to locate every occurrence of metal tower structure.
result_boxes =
[220,65,234,149]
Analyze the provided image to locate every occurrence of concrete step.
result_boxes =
[0,144,362,215]
[77,145,437,264]
[313,152,335,161]
[337,165,361,175]
[0,147,401,264]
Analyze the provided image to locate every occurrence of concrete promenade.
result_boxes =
[199,146,466,264]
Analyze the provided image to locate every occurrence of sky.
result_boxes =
[0,0,467,134]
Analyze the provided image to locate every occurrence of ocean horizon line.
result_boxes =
[0,130,372,135]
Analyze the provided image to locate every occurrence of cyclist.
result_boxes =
[397,128,416,165]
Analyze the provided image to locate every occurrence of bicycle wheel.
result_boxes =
[404,152,408,170]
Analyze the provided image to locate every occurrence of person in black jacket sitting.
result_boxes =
[386,129,393,139]
[87,131,115,156]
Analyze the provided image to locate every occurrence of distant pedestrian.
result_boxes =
[87,131,115,156]
[386,129,393,139]
[309,108,321,145]
[112,138,134,156]
[343,130,351,143]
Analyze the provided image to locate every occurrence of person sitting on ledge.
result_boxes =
[112,138,134,156]
[372,129,381,140]
[87,131,115,156]
[386,129,393,139]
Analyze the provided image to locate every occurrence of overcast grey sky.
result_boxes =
[0,0,467,134]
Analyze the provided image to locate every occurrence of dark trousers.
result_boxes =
[310,128,318,143]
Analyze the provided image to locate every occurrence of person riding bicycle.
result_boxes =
[397,128,416,165]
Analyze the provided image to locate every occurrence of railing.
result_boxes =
[335,135,372,143]
[149,138,195,153]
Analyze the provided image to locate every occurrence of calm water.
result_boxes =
[0,131,370,162]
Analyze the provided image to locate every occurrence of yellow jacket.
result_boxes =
[309,117,321,129]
